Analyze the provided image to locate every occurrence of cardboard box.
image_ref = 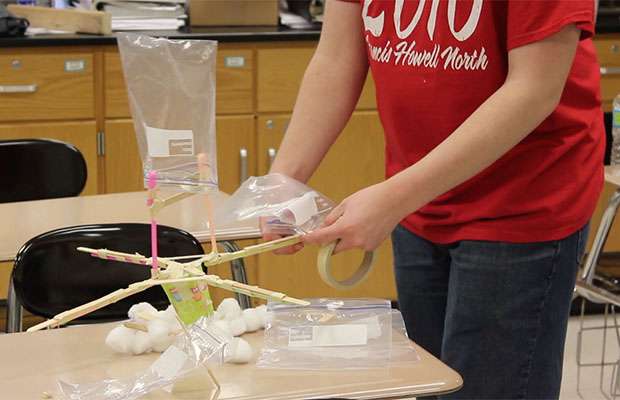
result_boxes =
[190,0,278,26]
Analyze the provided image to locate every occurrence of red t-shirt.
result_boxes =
[340,0,605,243]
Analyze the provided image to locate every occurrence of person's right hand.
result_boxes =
[259,216,305,255]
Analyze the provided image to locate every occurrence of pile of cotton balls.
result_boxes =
[105,298,268,364]
[210,298,267,336]
[105,302,181,355]
[208,298,267,364]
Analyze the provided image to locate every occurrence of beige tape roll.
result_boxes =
[317,240,377,289]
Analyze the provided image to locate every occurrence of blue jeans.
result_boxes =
[391,223,589,399]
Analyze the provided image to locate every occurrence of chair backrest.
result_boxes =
[0,139,87,203]
[11,223,205,322]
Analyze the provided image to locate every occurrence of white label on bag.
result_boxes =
[145,126,194,157]
[288,324,368,347]
[348,315,382,339]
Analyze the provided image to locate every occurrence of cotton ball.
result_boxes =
[131,330,153,355]
[213,319,232,335]
[224,310,241,321]
[256,304,267,329]
[229,317,247,337]
[160,305,178,324]
[105,325,136,354]
[217,298,241,317]
[241,308,261,332]
[147,318,174,352]
[169,318,182,334]
[226,338,252,364]
[211,310,225,320]
[128,302,158,324]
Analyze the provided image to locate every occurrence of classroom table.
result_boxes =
[0,190,262,315]
[0,190,262,263]
[0,323,463,399]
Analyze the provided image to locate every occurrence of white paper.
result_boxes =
[145,126,194,157]
[348,315,382,339]
[288,324,368,347]
[280,191,321,226]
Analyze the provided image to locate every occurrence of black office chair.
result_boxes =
[3,138,89,332]
[6,223,205,332]
[0,139,87,203]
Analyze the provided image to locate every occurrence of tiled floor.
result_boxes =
[561,312,620,399]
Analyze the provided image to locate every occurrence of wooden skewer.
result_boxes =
[77,247,153,265]
[123,321,183,336]
[27,281,156,332]
[148,192,196,217]
[78,234,303,270]
[203,235,302,266]
[136,311,158,320]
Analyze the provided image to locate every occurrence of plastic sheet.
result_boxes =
[116,33,218,193]
[389,309,421,365]
[59,318,232,400]
[214,173,335,234]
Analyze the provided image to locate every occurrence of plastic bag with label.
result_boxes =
[116,33,218,193]
[255,298,420,370]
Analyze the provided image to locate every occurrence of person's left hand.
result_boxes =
[301,181,406,254]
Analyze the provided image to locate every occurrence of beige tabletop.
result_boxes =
[0,323,463,399]
[0,191,262,262]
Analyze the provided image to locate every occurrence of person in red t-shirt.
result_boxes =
[264,0,605,397]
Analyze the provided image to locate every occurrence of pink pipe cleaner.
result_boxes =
[148,171,158,270]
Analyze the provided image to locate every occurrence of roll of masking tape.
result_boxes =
[317,240,377,289]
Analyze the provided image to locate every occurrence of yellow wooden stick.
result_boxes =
[27,281,156,332]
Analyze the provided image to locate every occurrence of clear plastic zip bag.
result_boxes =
[213,173,335,235]
[58,318,232,400]
[256,298,399,370]
[116,33,218,193]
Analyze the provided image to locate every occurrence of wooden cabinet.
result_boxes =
[0,47,98,196]
[256,42,376,113]
[0,49,94,121]
[102,119,142,193]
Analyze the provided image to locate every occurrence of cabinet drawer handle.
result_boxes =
[240,147,248,184]
[268,147,276,168]
[0,84,37,93]
[600,67,620,75]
